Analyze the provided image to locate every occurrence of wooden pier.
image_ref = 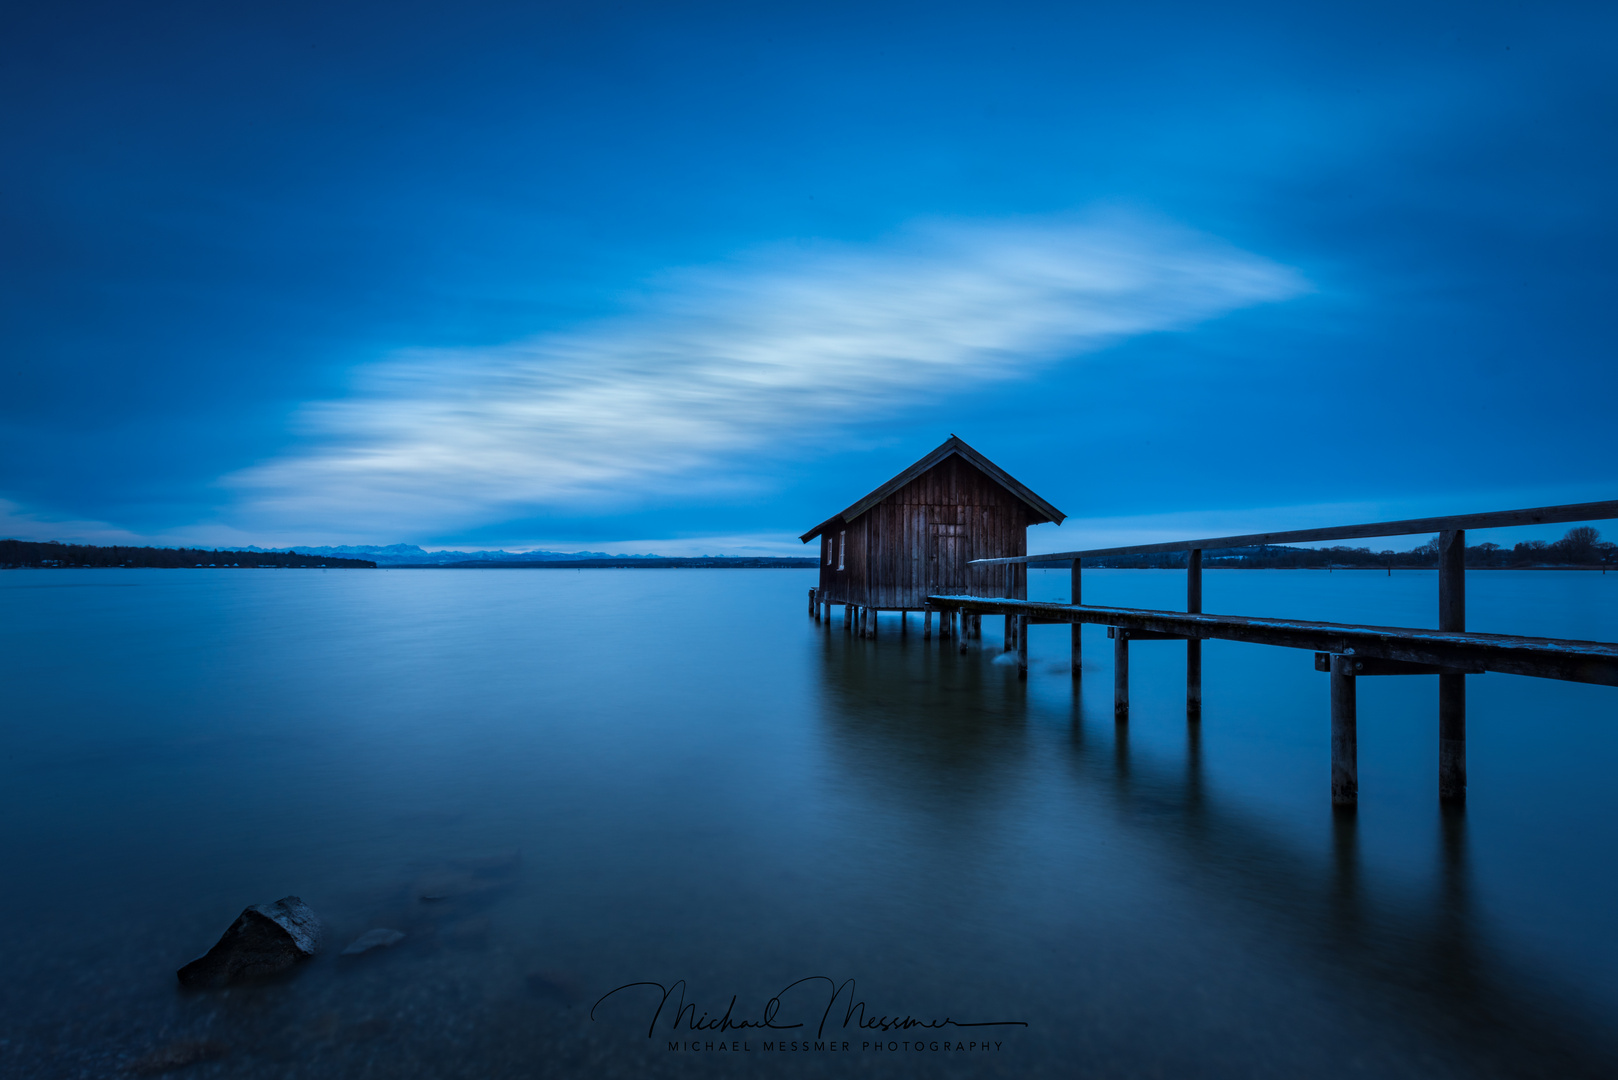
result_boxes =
[814,498,1618,808]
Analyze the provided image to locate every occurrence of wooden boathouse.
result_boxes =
[801,435,1064,638]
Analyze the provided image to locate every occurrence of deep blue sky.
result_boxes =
[3,1,1613,554]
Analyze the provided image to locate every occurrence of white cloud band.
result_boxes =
[226,212,1308,536]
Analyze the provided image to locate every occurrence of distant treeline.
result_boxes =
[1,539,377,569]
[1058,527,1616,570]
[401,557,820,569]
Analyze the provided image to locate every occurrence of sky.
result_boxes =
[2,1,1614,555]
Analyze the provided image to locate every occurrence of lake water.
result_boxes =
[2,567,1616,1078]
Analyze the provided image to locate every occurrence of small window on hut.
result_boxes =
[824,536,832,565]
[837,531,845,570]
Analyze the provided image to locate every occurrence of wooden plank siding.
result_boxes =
[815,455,1034,608]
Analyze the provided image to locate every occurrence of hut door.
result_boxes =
[930,523,966,593]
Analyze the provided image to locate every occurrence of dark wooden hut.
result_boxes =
[800,436,1065,627]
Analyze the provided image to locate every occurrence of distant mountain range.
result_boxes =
[237,544,673,566]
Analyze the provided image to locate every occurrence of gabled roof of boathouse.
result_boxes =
[798,435,1066,543]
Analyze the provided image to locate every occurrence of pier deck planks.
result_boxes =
[925,596,1618,687]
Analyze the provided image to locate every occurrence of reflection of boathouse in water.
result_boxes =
[800,435,1065,627]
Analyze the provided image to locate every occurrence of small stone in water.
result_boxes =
[341,928,406,955]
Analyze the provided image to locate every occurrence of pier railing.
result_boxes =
[922,498,1618,808]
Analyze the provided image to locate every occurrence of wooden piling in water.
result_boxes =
[1071,559,1082,679]
[1330,654,1358,808]
[1017,615,1028,679]
[924,609,932,640]
[1439,529,1466,802]
[1187,549,1203,719]
[1114,630,1129,719]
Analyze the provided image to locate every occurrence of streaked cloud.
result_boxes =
[0,499,149,546]
[225,212,1309,538]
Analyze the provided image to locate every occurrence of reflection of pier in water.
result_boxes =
[812,635,1618,1078]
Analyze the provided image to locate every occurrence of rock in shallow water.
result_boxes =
[176,896,322,988]
[341,927,405,955]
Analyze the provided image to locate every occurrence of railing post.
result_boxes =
[1071,558,1082,680]
[1187,549,1202,718]
[1331,654,1358,808]
[1439,529,1466,802]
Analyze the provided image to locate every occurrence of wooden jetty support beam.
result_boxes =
[1314,651,1484,809]
[1071,558,1082,679]
[1107,626,1190,718]
[1187,549,1202,719]
[926,597,1618,686]
[1439,529,1466,802]
[1113,627,1127,717]
[1330,654,1357,808]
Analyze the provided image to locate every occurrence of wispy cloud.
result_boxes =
[226,212,1309,537]
[0,499,150,546]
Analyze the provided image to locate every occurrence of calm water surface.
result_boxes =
[2,567,1616,1078]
